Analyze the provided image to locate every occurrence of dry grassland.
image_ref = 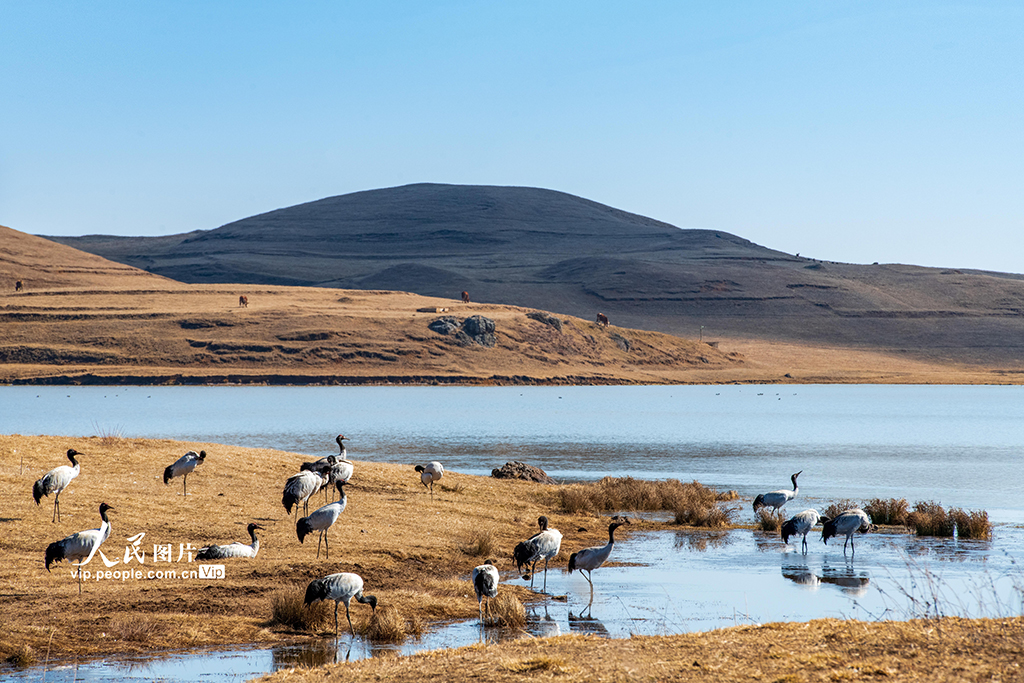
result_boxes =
[0,433,632,663]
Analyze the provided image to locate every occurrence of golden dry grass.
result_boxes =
[0,433,632,661]
[558,477,734,527]
[863,497,910,526]
[255,617,1024,683]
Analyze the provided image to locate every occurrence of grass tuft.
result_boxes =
[483,593,526,628]
[109,616,167,642]
[5,645,36,668]
[559,477,733,526]
[357,603,423,642]
[501,656,570,673]
[863,498,909,526]
[440,481,465,494]
[906,501,956,537]
[269,589,332,632]
[756,509,785,532]
[822,499,860,520]
[950,508,992,540]
[460,528,498,557]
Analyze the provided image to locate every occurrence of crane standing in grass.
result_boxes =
[196,523,265,560]
[296,481,348,559]
[283,469,327,517]
[302,435,354,502]
[568,518,629,604]
[33,448,83,523]
[821,508,874,557]
[304,572,378,636]
[472,560,499,622]
[781,509,822,553]
[163,450,207,496]
[44,502,114,594]
[513,516,562,592]
[753,471,801,513]
[414,461,444,499]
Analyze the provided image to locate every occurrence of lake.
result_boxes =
[3,384,1023,682]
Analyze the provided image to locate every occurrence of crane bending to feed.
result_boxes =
[472,560,499,622]
[513,515,562,592]
[163,450,207,496]
[304,572,378,636]
[415,461,444,499]
[44,502,114,594]
[752,470,801,513]
[781,509,822,553]
[196,522,265,560]
[821,508,874,557]
[568,518,629,604]
[33,448,83,523]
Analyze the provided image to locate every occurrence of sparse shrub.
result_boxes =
[951,508,992,540]
[907,501,955,537]
[6,646,36,668]
[440,481,465,494]
[863,498,909,526]
[269,589,332,631]
[673,481,735,527]
[357,603,423,642]
[483,592,526,628]
[822,499,860,520]
[756,509,785,532]
[110,616,167,642]
[558,477,733,523]
[461,528,497,557]
[558,485,599,514]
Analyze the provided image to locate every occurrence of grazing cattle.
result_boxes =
[596,312,609,327]
[15,280,24,292]
[461,291,470,303]
[238,295,248,308]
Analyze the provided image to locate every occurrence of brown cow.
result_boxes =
[461,291,470,304]
[15,280,24,292]
[238,295,248,308]
[596,312,609,327]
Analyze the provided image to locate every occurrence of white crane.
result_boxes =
[296,481,348,559]
[44,502,113,594]
[472,560,499,622]
[163,450,207,496]
[414,461,443,498]
[512,515,562,592]
[282,469,327,517]
[780,509,822,553]
[304,572,378,636]
[821,508,873,556]
[567,518,629,603]
[752,470,801,513]
[33,448,83,523]
[196,523,265,560]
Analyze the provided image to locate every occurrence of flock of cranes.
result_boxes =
[31,439,873,636]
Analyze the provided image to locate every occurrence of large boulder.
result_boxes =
[491,461,557,484]
[428,315,496,347]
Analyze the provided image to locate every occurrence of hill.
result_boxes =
[46,184,1024,368]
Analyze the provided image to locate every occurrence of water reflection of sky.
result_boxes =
[8,524,1021,683]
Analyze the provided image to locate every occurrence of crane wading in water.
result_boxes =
[512,516,562,592]
[472,560,499,622]
[821,509,874,557]
[753,471,801,513]
[304,572,378,636]
[781,509,822,553]
[44,502,114,594]
[33,448,83,523]
[568,518,629,604]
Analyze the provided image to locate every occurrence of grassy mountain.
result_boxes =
[42,183,1024,367]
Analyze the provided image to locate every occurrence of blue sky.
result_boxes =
[2,2,1022,273]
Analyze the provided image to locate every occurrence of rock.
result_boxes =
[527,311,563,332]
[428,315,496,346]
[428,316,460,335]
[491,461,557,484]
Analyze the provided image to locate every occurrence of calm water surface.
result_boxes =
[2,385,1022,682]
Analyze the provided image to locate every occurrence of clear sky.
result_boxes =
[2,2,1022,273]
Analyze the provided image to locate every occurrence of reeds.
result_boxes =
[755,509,785,532]
[460,528,498,557]
[906,501,956,537]
[950,508,992,540]
[269,589,332,632]
[863,497,909,526]
[558,477,734,527]
[356,603,424,642]
[109,616,167,642]
[5,646,36,668]
[822,499,860,520]
[482,593,526,628]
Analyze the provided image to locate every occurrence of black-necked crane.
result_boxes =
[196,523,265,560]
[512,515,562,592]
[752,471,801,513]
[568,518,629,603]
[781,509,822,553]
[33,448,83,523]
[44,502,113,594]
[821,508,873,557]
[472,559,499,622]
[282,470,327,517]
[296,481,348,559]
[304,571,378,636]
[302,435,354,501]
[414,461,443,498]
[163,450,207,496]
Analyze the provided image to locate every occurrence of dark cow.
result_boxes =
[239,295,248,308]
[461,291,470,304]
[596,312,609,327]
[15,280,24,292]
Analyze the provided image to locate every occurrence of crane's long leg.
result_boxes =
[53,494,60,523]
[316,531,324,559]
[78,564,83,594]
[543,558,549,593]
[183,474,188,497]
[334,602,340,636]
[324,528,330,560]
[345,602,354,636]
[583,570,594,605]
